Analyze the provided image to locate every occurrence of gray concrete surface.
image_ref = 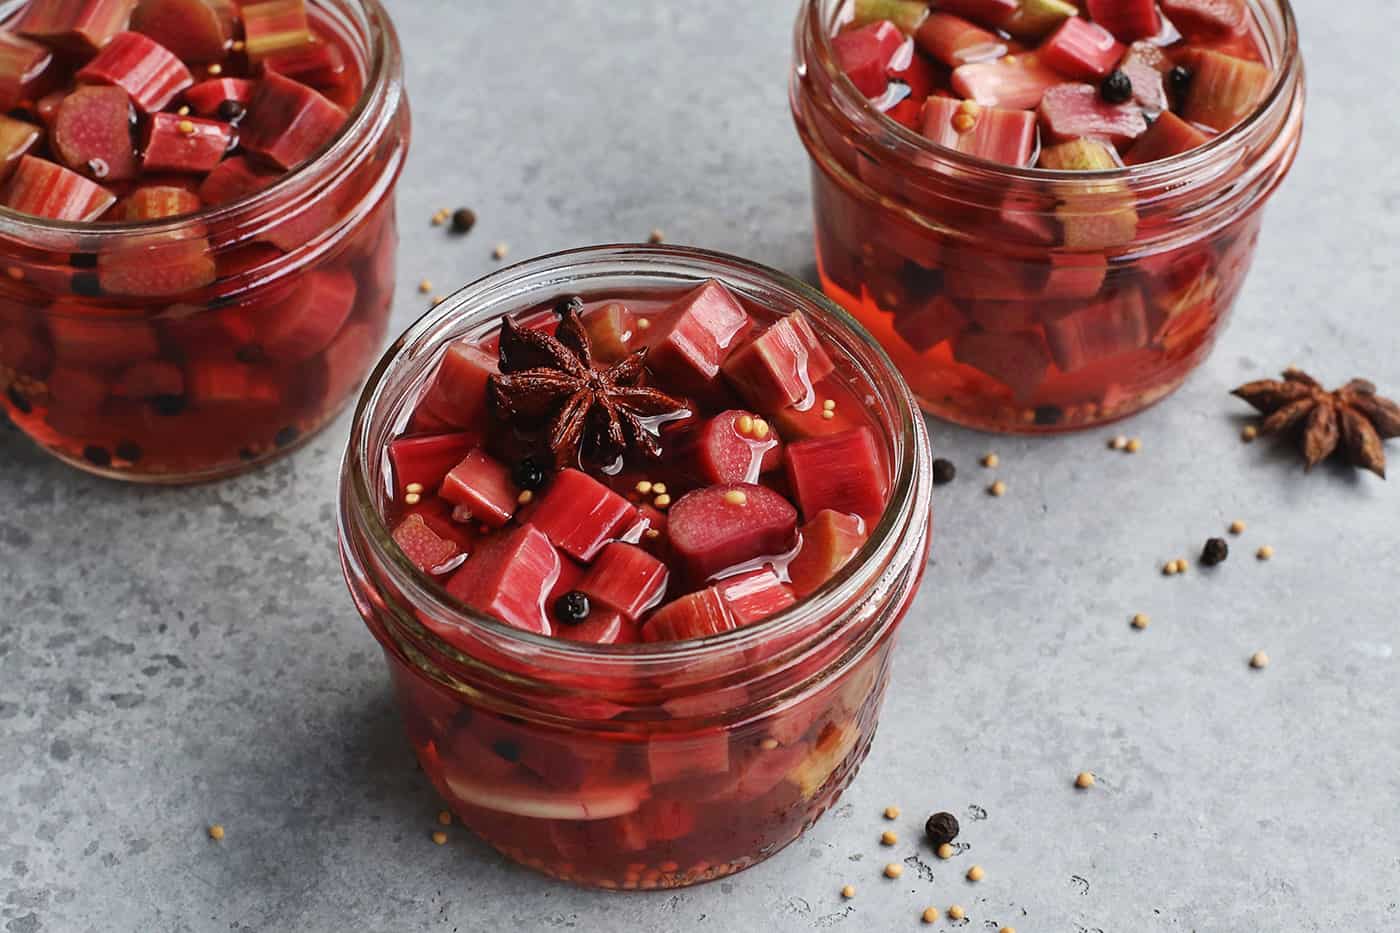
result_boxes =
[3,1,1398,931]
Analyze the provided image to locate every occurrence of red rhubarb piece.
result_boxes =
[920,95,1037,166]
[1160,0,1247,38]
[951,54,1061,109]
[392,513,463,576]
[418,339,498,428]
[0,32,54,112]
[690,409,783,485]
[1124,110,1211,164]
[644,279,753,398]
[1119,41,1172,112]
[52,85,138,183]
[318,320,380,412]
[241,0,315,63]
[240,71,347,170]
[722,312,834,413]
[716,568,797,625]
[1181,49,1271,132]
[953,329,1052,400]
[17,0,133,53]
[937,0,1019,27]
[646,732,731,785]
[524,468,635,562]
[770,377,867,441]
[784,427,888,525]
[2,155,115,221]
[964,299,1043,334]
[831,20,908,97]
[1047,252,1110,299]
[388,433,477,499]
[49,308,158,365]
[185,359,282,407]
[887,46,941,101]
[641,587,738,643]
[915,13,1007,68]
[1039,82,1148,145]
[97,232,216,297]
[77,32,193,114]
[263,38,348,94]
[45,366,108,414]
[892,295,968,353]
[255,268,356,360]
[0,115,42,182]
[142,112,233,174]
[196,155,278,205]
[1086,0,1161,42]
[667,483,798,583]
[577,542,669,621]
[1043,287,1150,372]
[439,447,519,529]
[183,77,256,117]
[788,510,869,597]
[113,359,183,398]
[130,0,235,63]
[445,524,560,636]
[113,184,201,220]
[555,609,634,646]
[581,301,636,363]
[1039,17,1124,81]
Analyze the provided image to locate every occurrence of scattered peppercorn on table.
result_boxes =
[1,1,1397,931]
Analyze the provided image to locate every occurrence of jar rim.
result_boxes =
[341,244,934,665]
[796,0,1301,183]
[0,0,403,236]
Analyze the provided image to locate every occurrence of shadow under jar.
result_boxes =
[791,0,1304,433]
[339,246,934,890]
[0,0,409,482]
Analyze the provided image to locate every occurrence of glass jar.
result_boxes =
[790,0,1304,433]
[339,245,934,889]
[0,0,409,482]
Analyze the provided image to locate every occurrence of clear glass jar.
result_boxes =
[338,246,934,889]
[0,0,409,482]
[790,0,1304,433]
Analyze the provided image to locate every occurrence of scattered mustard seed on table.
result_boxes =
[884,863,904,879]
[1075,772,1096,789]
[1001,927,1017,933]
[1242,424,1259,442]
[936,843,954,860]
[648,228,665,244]
[841,884,856,899]
[1257,545,1275,560]
[1110,435,1128,450]
[880,830,897,846]
[437,810,452,826]
[948,905,966,921]
[1251,651,1270,670]
[988,480,1007,497]
[883,806,901,820]
[207,824,224,841]
[492,242,509,260]
[1131,613,1150,630]
[981,452,999,468]
[921,907,939,923]
[1126,438,1143,453]
[451,208,477,235]
[966,865,984,882]
[418,279,432,294]
[431,831,448,845]
[1230,520,1247,535]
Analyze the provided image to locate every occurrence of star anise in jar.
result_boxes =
[487,299,688,469]
[1233,368,1400,478]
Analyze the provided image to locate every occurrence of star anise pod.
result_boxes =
[1233,368,1400,478]
[487,301,688,469]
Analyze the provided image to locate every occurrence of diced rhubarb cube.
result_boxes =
[722,312,834,413]
[831,20,908,97]
[581,301,636,363]
[113,359,183,398]
[1119,41,1172,112]
[17,0,134,53]
[1181,49,1271,132]
[131,0,234,62]
[186,359,281,407]
[51,85,138,182]
[319,322,380,412]
[142,112,233,174]
[915,13,1007,68]
[196,155,278,205]
[263,38,348,93]
[255,268,356,360]
[953,329,1052,400]
[770,377,867,441]
[184,77,256,117]
[50,308,158,365]
[1039,82,1148,145]
[445,524,560,636]
[1086,0,1161,42]
[1038,135,1121,170]
[920,95,1037,166]
[77,32,193,114]
[240,71,347,170]
[887,46,942,100]
[787,721,860,799]
[667,483,798,582]
[439,448,518,528]
[555,609,635,646]
[892,295,968,353]
[524,468,635,562]
[788,510,869,597]
[45,366,108,413]
[965,298,1042,333]
[1124,110,1211,164]
[951,54,1062,109]
[0,32,54,112]
[687,408,784,485]
[242,0,314,62]
[577,542,669,621]
[645,279,753,397]
[418,339,498,427]
[388,432,477,498]
[784,427,889,525]
[716,568,797,625]
[1039,139,1141,248]
[851,0,931,33]
[113,184,201,220]
[1046,252,1110,298]
[98,232,216,296]
[1043,287,1150,371]
[0,115,42,182]
[936,0,1019,28]
[1039,17,1124,80]
[1160,0,1247,38]
[392,513,463,576]
[2,155,115,221]
[641,587,738,642]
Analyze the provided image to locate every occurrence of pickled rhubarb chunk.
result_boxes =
[388,433,477,498]
[1124,111,1211,165]
[1043,288,1150,372]
[892,295,968,353]
[722,312,834,413]
[17,0,135,53]
[114,184,201,220]
[130,0,233,62]
[445,524,560,636]
[998,0,1078,40]
[641,588,738,643]
[50,309,158,365]
[2,155,115,221]
[937,0,1019,27]
[715,568,797,625]
[241,71,347,170]
[113,359,183,398]
[953,329,1052,400]
[1039,82,1148,145]
[831,20,908,97]
[52,85,138,182]
[263,38,347,93]
[392,514,463,576]
[915,13,1007,68]
[920,96,1037,166]
[692,409,783,485]
[1039,17,1124,80]
[419,339,498,428]
[99,232,216,296]
[142,112,232,173]
[582,301,636,363]
[951,55,1062,109]
[184,78,256,117]
[257,268,356,360]
[645,279,752,397]
[77,32,193,114]
[788,510,869,597]
[784,427,888,525]
[186,359,281,407]
[1160,0,1246,37]
[1119,41,1172,112]
[197,155,277,205]
[439,448,519,529]
[667,483,798,583]
[242,0,314,62]
[0,32,54,112]
[0,116,42,182]
[525,469,635,562]
[577,542,669,621]
[1085,0,1160,42]
[1182,50,1270,132]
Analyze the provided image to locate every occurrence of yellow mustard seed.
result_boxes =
[884,863,903,879]
[880,830,897,846]
[883,806,900,820]
[759,737,779,751]
[1230,520,1247,535]
[1126,438,1143,453]
[966,865,984,883]
[651,483,667,495]
[405,483,424,495]
[1242,425,1259,443]
[177,105,190,116]
[635,480,653,495]
[952,113,977,133]
[232,40,246,52]
[492,243,509,260]
[981,453,999,468]
[404,493,421,506]
[737,414,754,436]
[1250,651,1269,670]
[207,824,224,841]
[1001,928,1018,933]
[1110,435,1128,450]
[948,905,966,921]
[431,831,447,845]
[418,279,432,293]
[724,490,748,506]
[936,843,954,860]
[177,119,195,134]
[1076,771,1096,789]
[637,317,651,330]
[988,481,1006,497]
[648,229,665,244]
[821,410,835,420]
[517,490,534,505]
[823,399,836,411]
[1257,545,1274,560]
[653,494,671,509]
[1131,613,1150,630]
[921,906,939,924]
[841,884,856,899]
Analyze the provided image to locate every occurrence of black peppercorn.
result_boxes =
[216,99,246,123]
[1100,69,1134,105]
[925,811,960,848]
[274,426,300,448]
[512,456,547,491]
[71,272,102,297]
[554,591,591,625]
[1201,537,1229,567]
[1034,405,1064,426]
[555,295,585,318]
[115,441,142,463]
[82,445,112,467]
[1169,65,1193,98]
[931,458,957,486]
[450,208,476,235]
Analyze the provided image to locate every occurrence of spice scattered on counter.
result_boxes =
[1250,651,1270,670]
[988,480,1006,498]
[1257,545,1274,561]
[1131,613,1150,630]
[966,865,985,882]
[921,907,939,923]
[1075,772,1096,790]
[431,830,448,845]
[931,459,957,485]
[981,452,999,468]
[1126,438,1143,454]
[1109,435,1128,451]
[948,905,966,921]
[492,242,510,261]
[451,208,477,235]
[880,830,898,846]
[883,806,901,820]
[1230,520,1247,535]
[936,843,954,860]
[841,884,856,899]
[926,812,960,848]
[1233,368,1398,476]
[207,824,224,841]
[884,863,904,879]
[1201,537,1230,566]
[437,810,452,826]
[648,228,666,244]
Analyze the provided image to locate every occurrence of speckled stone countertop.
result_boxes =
[2,2,1398,931]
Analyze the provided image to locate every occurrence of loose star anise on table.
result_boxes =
[487,299,688,469]
[1232,368,1400,478]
